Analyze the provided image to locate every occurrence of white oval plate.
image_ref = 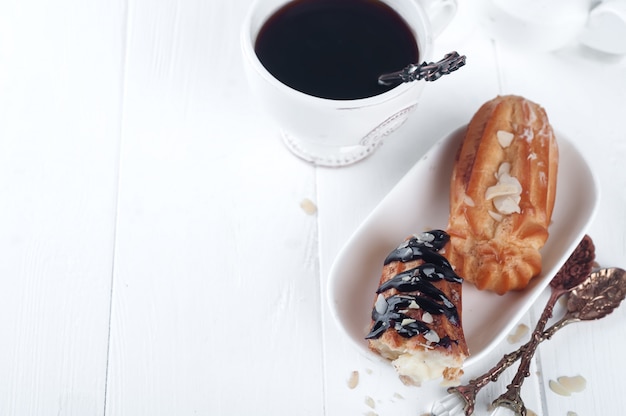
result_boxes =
[327,125,599,367]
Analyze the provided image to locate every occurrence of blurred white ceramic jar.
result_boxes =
[579,0,626,55]
[473,0,593,51]
[474,0,626,54]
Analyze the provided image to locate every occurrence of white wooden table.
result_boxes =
[1,1,625,415]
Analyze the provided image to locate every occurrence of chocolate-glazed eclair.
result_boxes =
[367,230,468,385]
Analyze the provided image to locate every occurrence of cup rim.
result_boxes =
[240,0,434,109]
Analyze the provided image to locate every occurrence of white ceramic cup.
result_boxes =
[241,0,458,167]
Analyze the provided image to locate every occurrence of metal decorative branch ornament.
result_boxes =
[378,51,466,86]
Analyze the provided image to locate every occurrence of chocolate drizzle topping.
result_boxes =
[383,229,450,265]
[367,295,430,339]
[366,230,463,342]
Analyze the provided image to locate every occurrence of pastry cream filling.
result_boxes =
[391,349,463,386]
[485,162,522,215]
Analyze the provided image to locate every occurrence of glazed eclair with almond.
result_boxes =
[446,95,559,295]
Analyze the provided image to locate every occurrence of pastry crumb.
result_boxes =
[507,323,529,343]
[364,396,376,409]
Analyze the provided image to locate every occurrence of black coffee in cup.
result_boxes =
[254,0,419,100]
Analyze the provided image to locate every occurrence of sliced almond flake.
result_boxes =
[557,375,586,392]
[421,312,434,323]
[463,194,475,207]
[364,396,376,409]
[401,318,416,326]
[485,162,523,215]
[497,130,515,147]
[347,370,359,389]
[485,177,522,199]
[485,184,515,200]
[498,162,512,175]
[422,266,435,276]
[549,379,571,396]
[424,330,440,343]
[488,210,503,222]
[300,198,317,215]
[375,294,387,315]
[398,240,410,249]
[417,342,435,350]
[417,232,435,243]
[499,176,522,191]
[408,300,420,309]
[493,195,521,214]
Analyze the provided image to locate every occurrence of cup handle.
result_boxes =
[416,0,458,37]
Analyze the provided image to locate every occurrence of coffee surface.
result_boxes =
[254,0,419,100]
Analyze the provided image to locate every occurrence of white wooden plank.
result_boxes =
[0,0,125,414]
[105,0,324,414]
[4,1,625,415]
